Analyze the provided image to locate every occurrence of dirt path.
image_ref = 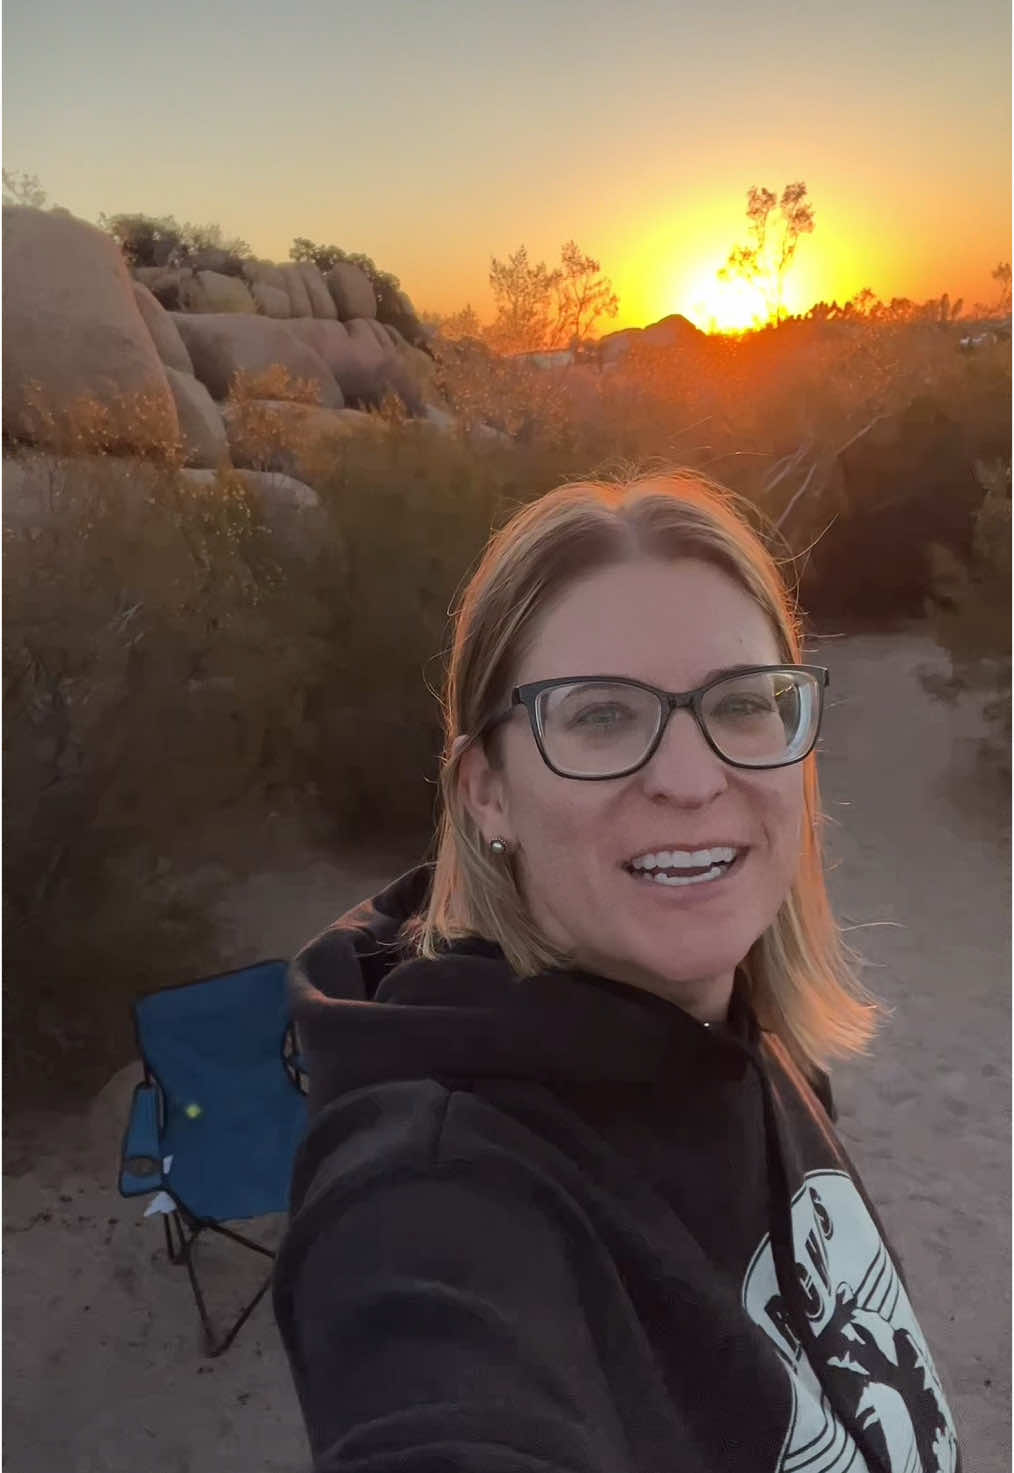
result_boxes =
[813,625,1010,1469]
[4,625,1009,1472]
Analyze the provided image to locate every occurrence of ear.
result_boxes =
[456,737,512,845]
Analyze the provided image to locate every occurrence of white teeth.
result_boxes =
[630,846,737,871]
[649,865,726,887]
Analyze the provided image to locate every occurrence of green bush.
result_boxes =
[3,454,339,1103]
[303,425,602,834]
[97,212,252,268]
[3,429,582,1103]
[925,458,1011,773]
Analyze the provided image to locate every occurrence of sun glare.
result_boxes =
[679,268,768,335]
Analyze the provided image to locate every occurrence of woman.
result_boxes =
[273,473,960,1473]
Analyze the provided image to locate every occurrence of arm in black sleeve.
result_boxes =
[274,1161,634,1473]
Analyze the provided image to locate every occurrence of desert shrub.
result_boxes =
[223,365,331,476]
[301,422,620,835]
[228,364,323,406]
[431,336,569,440]
[98,211,252,269]
[607,318,1010,621]
[11,382,185,465]
[3,452,342,1104]
[925,458,1011,772]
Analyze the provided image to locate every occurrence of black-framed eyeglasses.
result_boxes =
[480,665,829,780]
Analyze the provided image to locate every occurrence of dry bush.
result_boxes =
[925,458,1011,771]
[4,451,343,1104]
[430,337,573,443]
[616,318,971,459]
[368,390,412,429]
[224,397,300,472]
[610,321,1010,592]
[228,363,323,405]
[14,381,185,464]
[301,422,610,834]
[224,364,328,474]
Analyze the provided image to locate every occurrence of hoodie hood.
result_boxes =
[284,865,926,1473]
[290,862,759,1120]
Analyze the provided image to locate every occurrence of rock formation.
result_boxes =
[3,205,179,446]
[325,262,377,320]
[2,204,438,495]
[170,313,344,408]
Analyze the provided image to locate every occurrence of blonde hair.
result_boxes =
[409,470,879,1078]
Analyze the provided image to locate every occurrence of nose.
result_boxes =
[638,707,729,807]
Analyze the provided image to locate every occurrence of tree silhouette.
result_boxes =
[720,183,816,323]
[553,241,619,346]
[289,237,401,296]
[487,245,562,353]
[487,242,618,353]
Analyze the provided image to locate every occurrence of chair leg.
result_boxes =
[203,1269,275,1358]
[204,1220,275,1260]
[170,1212,277,1357]
[164,1209,190,1266]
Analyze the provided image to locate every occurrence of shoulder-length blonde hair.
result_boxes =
[408,469,879,1079]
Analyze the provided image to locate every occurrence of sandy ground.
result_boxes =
[4,624,1010,1472]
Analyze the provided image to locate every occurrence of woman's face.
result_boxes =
[459,557,807,1021]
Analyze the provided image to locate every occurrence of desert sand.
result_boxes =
[4,624,1010,1472]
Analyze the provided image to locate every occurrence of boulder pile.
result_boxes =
[2,204,440,491]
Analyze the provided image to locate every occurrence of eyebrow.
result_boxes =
[557,664,768,690]
[696,663,761,685]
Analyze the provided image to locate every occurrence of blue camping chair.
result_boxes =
[118,960,308,1356]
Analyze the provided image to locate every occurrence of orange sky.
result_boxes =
[4,0,1011,333]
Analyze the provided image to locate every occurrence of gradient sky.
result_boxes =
[4,0,1011,331]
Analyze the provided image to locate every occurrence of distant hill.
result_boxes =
[597,313,705,362]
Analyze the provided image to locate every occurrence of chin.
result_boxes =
[633,947,746,989]
[616,915,765,989]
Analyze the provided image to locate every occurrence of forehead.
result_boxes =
[516,558,781,686]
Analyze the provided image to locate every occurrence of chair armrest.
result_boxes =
[119,1080,165,1197]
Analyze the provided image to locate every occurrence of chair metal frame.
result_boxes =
[160,1197,277,1357]
[118,962,307,1358]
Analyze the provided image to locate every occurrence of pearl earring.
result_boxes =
[489,837,508,855]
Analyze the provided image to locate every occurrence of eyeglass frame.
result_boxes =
[478,664,830,780]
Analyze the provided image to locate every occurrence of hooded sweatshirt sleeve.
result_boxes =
[273,1091,644,1473]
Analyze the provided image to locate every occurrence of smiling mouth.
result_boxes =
[623,847,745,888]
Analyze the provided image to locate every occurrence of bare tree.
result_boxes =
[487,241,619,353]
[426,304,484,342]
[991,262,1012,316]
[720,182,815,323]
[487,246,562,354]
[552,241,619,346]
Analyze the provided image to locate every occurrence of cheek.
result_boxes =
[516,784,600,859]
[764,772,806,870]
[503,749,610,875]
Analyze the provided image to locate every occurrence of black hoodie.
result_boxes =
[273,865,960,1473]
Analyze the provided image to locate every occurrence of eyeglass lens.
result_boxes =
[535,671,818,775]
